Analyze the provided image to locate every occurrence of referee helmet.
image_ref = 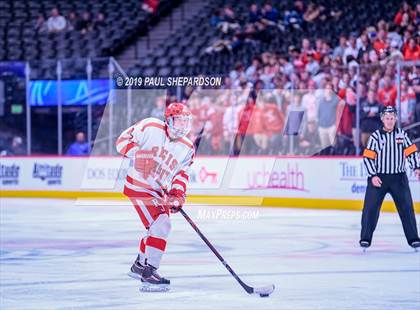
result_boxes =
[381,106,397,117]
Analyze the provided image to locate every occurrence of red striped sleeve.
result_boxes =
[179,170,189,180]
[116,136,130,146]
[172,179,187,192]
[119,142,136,155]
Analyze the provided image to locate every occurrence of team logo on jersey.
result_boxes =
[135,150,158,178]
[395,133,404,144]
[33,163,63,185]
[0,164,20,185]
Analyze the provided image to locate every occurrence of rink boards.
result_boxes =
[1,156,419,212]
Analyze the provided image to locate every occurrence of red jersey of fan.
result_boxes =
[377,86,397,107]
[262,103,285,135]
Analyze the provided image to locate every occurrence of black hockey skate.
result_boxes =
[140,264,170,292]
[360,240,370,252]
[410,241,420,252]
[127,255,145,280]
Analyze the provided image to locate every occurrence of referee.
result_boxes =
[361,106,420,249]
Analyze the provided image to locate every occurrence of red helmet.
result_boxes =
[165,102,191,119]
[165,103,192,139]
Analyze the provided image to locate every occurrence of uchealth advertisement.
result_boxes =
[0,156,419,203]
[219,157,419,201]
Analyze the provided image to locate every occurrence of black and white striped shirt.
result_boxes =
[363,128,420,177]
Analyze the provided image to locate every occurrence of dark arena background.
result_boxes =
[1,1,419,309]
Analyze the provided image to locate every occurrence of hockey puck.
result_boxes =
[260,294,269,297]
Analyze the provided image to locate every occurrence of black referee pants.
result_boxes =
[361,173,420,245]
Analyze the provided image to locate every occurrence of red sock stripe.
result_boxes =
[140,238,146,253]
[146,236,166,251]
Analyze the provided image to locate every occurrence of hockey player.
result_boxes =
[116,102,194,290]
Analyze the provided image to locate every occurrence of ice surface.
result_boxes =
[1,198,419,310]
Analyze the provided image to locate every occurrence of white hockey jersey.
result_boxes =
[116,118,195,199]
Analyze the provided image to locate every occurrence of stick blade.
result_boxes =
[253,284,275,297]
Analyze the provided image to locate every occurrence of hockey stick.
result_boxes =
[158,181,274,297]
[178,208,275,297]
[158,120,274,296]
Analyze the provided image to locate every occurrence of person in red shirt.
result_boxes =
[393,2,415,26]
[261,97,285,154]
[403,37,420,61]
[235,96,256,155]
[250,100,266,154]
[188,97,209,144]
[373,30,388,55]
[206,102,225,154]
[377,76,397,107]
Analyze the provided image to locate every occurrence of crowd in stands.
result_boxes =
[33,1,160,35]
[178,1,420,156]
[205,1,342,54]
[2,1,419,156]
[34,7,108,34]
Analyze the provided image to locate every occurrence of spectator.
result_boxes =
[360,90,382,147]
[402,37,420,61]
[245,57,261,79]
[387,25,403,48]
[218,6,240,34]
[47,8,67,33]
[261,2,279,26]
[284,0,304,30]
[299,120,321,155]
[0,136,25,156]
[248,3,262,24]
[261,94,285,154]
[393,2,415,26]
[79,11,93,34]
[377,75,397,107]
[389,39,404,60]
[333,35,347,59]
[66,11,78,31]
[35,14,48,33]
[223,97,242,153]
[93,12,107,30]
[356,33,371,58]
[336,83,357,153]
[343,33,359,64]
[235,95,258,155]
[301,80,318,123]
[317,83,341,149]
[211,9,223,27]
[229,62,246,83]
[373,29,388,55]
[204,101,225,154]
[400,80,416,126]
[251,99,267,154]
[66,132,90,155]
[305,51,320,76]
[279,54,294,76]
[150,96,165,120]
